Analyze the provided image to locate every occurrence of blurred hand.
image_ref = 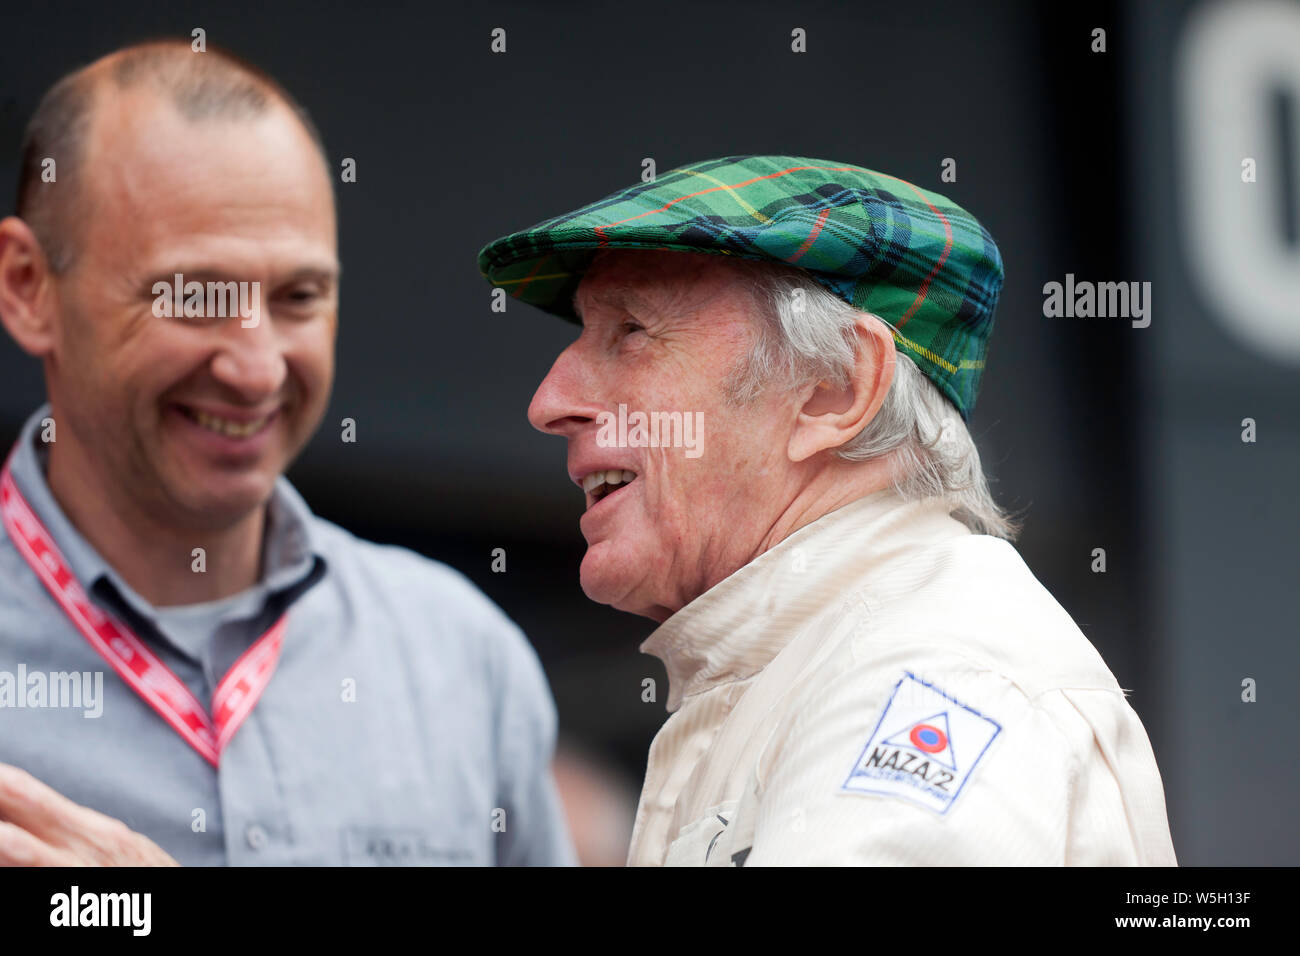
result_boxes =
[0,763,178,866]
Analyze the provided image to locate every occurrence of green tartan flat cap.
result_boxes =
[478,155,1003,420]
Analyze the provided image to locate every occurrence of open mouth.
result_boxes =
[175,404,276,440]
[582,468,638,506]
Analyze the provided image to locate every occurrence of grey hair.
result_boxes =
[723,258,1021,541]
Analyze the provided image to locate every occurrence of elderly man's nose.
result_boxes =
[210,319,287,400]
[528,347,593,436]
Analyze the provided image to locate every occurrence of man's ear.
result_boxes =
[787,313,896,463]
[0,217,60,357]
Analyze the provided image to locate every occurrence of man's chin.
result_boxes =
[162,470,278,529]
[577,545,676,621]
[578,543,639,609]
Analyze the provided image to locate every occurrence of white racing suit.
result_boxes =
[627,489,1177,866]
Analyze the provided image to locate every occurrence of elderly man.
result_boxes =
[479,155,1177,866]
[0,41,574,865]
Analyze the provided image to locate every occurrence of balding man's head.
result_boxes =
[0,39,339,538]
[15,39,330,274]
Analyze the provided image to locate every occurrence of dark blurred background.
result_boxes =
[1,0,1295,865]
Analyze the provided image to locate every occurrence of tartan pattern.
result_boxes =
[477,156,1003,420]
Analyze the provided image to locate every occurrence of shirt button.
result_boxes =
[245,824,268,851]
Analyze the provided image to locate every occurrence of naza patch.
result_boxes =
[842,672,1001,814]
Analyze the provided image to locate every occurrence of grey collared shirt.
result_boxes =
[0,405,576,866]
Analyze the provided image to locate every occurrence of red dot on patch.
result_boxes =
[910,723,947,753]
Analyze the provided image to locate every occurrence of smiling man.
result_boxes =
[480,155,1177,866]
[0,40,574,866]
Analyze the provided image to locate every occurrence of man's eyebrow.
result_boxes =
[280,264,342,284]
[619,287,656,315]
[141,262,342,287]
[575,283,659,320]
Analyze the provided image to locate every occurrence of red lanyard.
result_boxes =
[0,460,286,767]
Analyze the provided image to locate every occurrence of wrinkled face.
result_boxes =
[528,250,802,621]
[49,88,338,530]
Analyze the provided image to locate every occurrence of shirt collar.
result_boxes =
[640,487,971,712]
[4,403,325,627]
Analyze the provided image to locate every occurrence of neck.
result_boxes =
[631,457,901,623]
[44,437,266,608]
[756,456,900,557]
